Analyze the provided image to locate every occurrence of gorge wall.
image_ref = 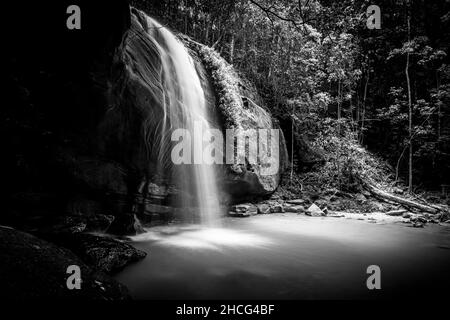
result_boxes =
[4,0,288,234]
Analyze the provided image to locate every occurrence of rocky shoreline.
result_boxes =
[0,210,146,299]
[1,187,448,299]
[228,190,450,228]
[0,226,134,299]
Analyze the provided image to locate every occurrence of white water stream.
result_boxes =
[146,16,221,226]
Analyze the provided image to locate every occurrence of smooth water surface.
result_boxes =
[116,214,450,299]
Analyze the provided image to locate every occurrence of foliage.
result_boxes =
[133,0,450,192]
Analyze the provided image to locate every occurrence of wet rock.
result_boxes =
[413,222,425,228]
[54,233,146,274]
[415,216,428,224]
[229,204,258,217]
[269,203,284,213]
[429,217,441,224]
[49,214,114,233]
[0,226,130,299]
[440,220,450,227]
[306,203,324,217]
[87,215,116,232]
[256,203,271,215]
[45,214,116,235]
[108,213,144,235]
[48,216,87,234]
[286,199,305,205]
[314,199,328,208]
[284,205,305,214]
[137,202,175,225]
[145,203,173,214]
[144,183,169,200]
[402,212,412,219]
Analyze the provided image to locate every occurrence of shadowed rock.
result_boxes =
[0,226,130,299]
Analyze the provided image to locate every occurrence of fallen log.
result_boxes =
[362,182,442,215]
[386,209,408,216]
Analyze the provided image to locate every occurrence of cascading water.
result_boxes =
[144,16,221,226]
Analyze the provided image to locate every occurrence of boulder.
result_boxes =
[256,203,271,215]
[314,199,328,208]
[402,212,412,219]
[53,233,147,274]
[413,222,425,228]
[269,203,285,213]
[46,214,115,235]
[411,216,428,224]
[229,204,258,217]
[286,199,305,205]
[306,203,324,217]
[284,204,305,214]
[86,215,116,232]
[0,226,129,299]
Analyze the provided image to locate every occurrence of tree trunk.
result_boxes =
[406,15,413,193]
[362,181,443,215]
[360,72,369,144]
[436,71,441,139]
[229,34,235,64]
[290,103,295,182]
[337,79,341,134]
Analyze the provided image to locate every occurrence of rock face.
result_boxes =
[0,226,129,299]
[4,0,289,232]
[44,214,116,234]
[5,0,138,234]
[184,40,289,201]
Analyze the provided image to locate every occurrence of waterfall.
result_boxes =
[144,16,221,226]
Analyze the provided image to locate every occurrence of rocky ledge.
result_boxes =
[36,214,147,275]
[0,226,130,299]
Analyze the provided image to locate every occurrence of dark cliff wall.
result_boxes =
[4,1,288,233]
[4,0,134,231]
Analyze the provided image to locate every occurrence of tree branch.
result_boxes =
[248,0,314,31]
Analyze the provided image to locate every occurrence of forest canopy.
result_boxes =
[133,0,450,192]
